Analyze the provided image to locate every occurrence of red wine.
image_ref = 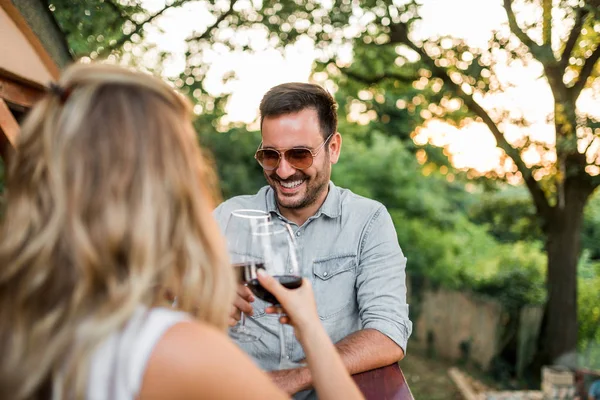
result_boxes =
[247,275,302,305]
[233,262,265,284]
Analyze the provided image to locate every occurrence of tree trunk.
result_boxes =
[543,184,588,364]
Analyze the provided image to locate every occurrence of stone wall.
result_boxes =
[413,285,508,370]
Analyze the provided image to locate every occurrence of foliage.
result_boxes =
[196,117,265,199]
[468,187,544,244]
[578,260,600,369]
[49,0,600,185]
[582,193,600,262]
[332,133,547,310]
[472,242,547,311]
[332,133,470,229]
[49,0,140,58]
[469,187,600,260]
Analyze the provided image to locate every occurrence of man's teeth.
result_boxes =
[280,180,304,189]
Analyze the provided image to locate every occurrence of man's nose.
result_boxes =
[275,156,296,179]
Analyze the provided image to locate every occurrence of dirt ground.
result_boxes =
[400,346,463,399]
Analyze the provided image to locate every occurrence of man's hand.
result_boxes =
[267,368,311,395]
[228,284,255,327]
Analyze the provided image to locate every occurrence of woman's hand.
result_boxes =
[256,271,365,400]
[256,270,320,342]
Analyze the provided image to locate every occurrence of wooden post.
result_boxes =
[0,98,19,147]
[0,71,46,160]
[0,98,19,161]
[0,71,46,109]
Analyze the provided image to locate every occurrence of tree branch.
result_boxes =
[502,0,551,62]
[583,136,598,157]
[388,22,552,218]
[341,69,417,85]
[103,0,129,18]
[96,0,194,58]
[570,44,600,99]
[542,0,552,46]
[559,7,589,72]
[101,0,136,35]
[186,0,239,42]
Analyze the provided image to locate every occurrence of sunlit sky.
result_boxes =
[136,0,598,173]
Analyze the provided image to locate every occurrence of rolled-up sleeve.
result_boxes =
[356,206,412,353]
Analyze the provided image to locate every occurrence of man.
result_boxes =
[214,82,412,399]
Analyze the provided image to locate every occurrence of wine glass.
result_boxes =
[254,220,304,369]
[224,209,270,342]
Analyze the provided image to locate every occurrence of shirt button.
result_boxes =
[286,355,291,360]
[323,272,328,277]
[296,231,301,237]
[289,269,293,273]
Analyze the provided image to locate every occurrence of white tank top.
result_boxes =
[86,307,189,400]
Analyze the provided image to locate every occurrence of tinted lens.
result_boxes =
[285,148,313,169]
[256,149,280,170]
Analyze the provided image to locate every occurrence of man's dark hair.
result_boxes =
[259,82,338,140]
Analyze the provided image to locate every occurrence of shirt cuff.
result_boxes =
[362,319,412,355]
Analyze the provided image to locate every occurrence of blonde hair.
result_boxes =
[0,63,234,399]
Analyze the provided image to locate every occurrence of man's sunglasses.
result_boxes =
[254,133,334,171]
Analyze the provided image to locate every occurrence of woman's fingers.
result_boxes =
[265,305,283,314]
[256,270,286,301]
[257,273,318,334]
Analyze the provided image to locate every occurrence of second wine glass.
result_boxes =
[253,220,304,369]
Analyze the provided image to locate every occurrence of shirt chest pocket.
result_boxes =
[312,254,356,320]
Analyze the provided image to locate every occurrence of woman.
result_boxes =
[0,63,363,400]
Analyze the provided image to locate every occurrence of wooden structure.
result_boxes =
[0,0,71,160]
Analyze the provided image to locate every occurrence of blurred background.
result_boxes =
[2,0,600,398]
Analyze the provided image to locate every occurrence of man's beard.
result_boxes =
[266,168,330,211]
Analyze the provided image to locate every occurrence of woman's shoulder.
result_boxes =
[140,318,243,383]
[139,318,287,400]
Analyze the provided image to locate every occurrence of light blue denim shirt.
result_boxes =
[214,182,412,396]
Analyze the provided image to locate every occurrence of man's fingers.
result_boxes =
[237,285,255,302]
[234,296,254,316]
[228,318,238,327]
[230,305,241,320]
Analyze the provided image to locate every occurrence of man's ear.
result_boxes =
[328,132,342,164]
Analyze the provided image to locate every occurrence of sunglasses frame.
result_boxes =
[254,132,335,171]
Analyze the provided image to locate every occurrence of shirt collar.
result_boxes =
[265,181,341,220]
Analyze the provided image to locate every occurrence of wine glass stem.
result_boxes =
[278,311,287,364]
[240,311,246,327]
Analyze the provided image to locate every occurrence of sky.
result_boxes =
[137,0,598,174]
